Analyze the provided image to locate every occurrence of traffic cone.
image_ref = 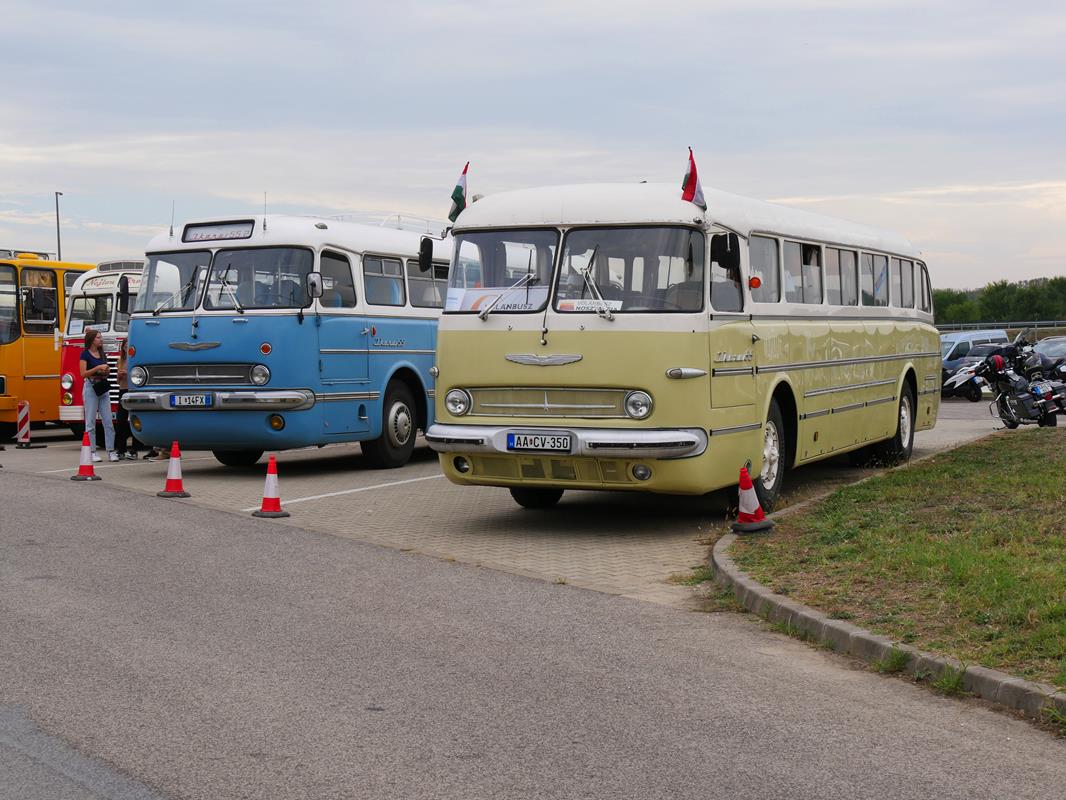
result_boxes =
[252,455,290,518]
[156,441,190,498]
[70,432,102,482]
[732,466,773,533]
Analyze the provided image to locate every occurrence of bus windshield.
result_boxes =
[68,294,113,335]
[204,247,313,310]
[136,251,211,313]
[555,226,704,313]
[0,264,18,344]
[445,230,557,314]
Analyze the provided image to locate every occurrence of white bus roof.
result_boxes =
[453,183,920,259]
[145,214,447,257]
[69,262,145,294]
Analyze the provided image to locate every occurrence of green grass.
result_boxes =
[669,564,717,586]
[875,647,912,674]
[1042,705,1066,737]
[931,666,968,697]
[732,428,1066,689]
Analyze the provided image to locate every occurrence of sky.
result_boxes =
[1,0,1064,289]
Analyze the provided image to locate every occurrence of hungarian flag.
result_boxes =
[448,162,469,223]
[681,147,706,209]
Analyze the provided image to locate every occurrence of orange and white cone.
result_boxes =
[252,454,289,518]
[70,431,101,482]
[732,466,773,533]
[157,441,190,498]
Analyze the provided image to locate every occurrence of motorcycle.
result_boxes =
[941,366,985,402]
[944,328,1066,429]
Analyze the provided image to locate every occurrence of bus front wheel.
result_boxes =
[213,449,263,467]
[755,399,786,511]
[67,423,85,440]
[361,381,417,469]
[509,487,564,509]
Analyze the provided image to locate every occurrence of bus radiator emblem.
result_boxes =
[505,354,583,366]
[169,341,221,351]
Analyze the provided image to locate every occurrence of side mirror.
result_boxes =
[305,271,324,302]
[117,275,130,315]
[418,237,434,274]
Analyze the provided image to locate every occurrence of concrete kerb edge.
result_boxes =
[711,532,1063,722]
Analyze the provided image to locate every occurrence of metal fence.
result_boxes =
[936,320,1066,332]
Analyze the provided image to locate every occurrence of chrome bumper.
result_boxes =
[425,423,708,459]
[122,389,316,411]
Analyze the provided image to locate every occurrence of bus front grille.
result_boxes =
[142,364,255,386]
[471,455,630,484]
[469,387,628,418]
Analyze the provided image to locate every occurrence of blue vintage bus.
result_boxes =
[122,215,449,467]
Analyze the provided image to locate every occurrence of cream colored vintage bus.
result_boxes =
[425,183,939,509]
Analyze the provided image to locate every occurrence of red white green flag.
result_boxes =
[448,162,469,222]
[681,147,706,209]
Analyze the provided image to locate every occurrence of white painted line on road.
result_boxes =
[241,473,444,512]
[36,455,216,474]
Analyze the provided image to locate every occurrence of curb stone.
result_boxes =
[712,532,1064,723]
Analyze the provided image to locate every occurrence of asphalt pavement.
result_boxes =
[0,469,1062,800]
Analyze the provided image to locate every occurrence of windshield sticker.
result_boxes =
[446,286,548,313]
[556,298,623,312]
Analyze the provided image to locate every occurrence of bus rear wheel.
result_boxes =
[213,449,263,467]
[871,385,915,465]
[509,487,564,509]
[361,381,417,469]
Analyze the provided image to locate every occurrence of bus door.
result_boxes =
[317,251,369,434]
[19,266,61,422]
[708,233,756,409]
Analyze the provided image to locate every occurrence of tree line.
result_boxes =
[933,277,1066,325]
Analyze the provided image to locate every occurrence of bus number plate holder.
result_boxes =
[170,394,213,408]
[506,432,572,452]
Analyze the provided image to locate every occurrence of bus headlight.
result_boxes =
[130,366,148,386]
[61,373,74,390]
[250,364,271,385]
[624,390,654,419]
[445,389,472,416]
[62,392,73,405]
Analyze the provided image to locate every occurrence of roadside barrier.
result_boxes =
[252,455,290,518]
[70,432,101,482]
[732,466,773,533]
[15,401,45,449]
[157,441,191,498]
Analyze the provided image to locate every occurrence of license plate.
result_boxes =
[507,432,572,452]
[1032,383,1052,396]
[170,393,213,408]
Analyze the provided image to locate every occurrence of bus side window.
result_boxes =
[900,259,914,308]
[364,256,406,307]
[918,263,932,312]
[861,253,889,307]
[709,233,742,312]
[748,236,779,302]
[407,258,448,308]
[784,242,822,304]
[826,248,858,306]
[21,268,58,333]
[320,251,356,308]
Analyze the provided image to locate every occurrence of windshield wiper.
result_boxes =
[478,272,539,321]
[153,275,198,315]
[219,271,244,313]
[577,247,614,321]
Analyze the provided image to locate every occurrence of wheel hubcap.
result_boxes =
[387,402,413,448]
[761,421,781,489]
[900,396,912,444]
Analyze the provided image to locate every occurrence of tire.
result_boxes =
[0,422,15,442]
[754,399,787,511]
[1039,413,1058,428]
[213,449,264,467]
[872,384,916,465]
[509,487,564,509]
[996,395,1021,429]
[361,381,417,469]
[964,382,982,402]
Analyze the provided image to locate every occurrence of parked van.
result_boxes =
[940,329,1008,379]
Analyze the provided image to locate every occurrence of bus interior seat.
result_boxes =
[366,276,402,306]
[321,289,344,308]
[666,280,704,311]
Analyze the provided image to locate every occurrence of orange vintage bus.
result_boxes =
[0,251,92,440]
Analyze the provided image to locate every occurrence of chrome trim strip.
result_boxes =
[122,389,315,411]
[709,422,762,436]
[315,391,381,402]
[831,402,865,414]
[804,378,896,398]
[666,367,708,379]
[24,374,60,380]
[426,423,708,459]
[867,395,898,406]
[320,348,435,356]
[505,353,583,366]
[711,367,755,377]
[800,409,830,420]
[758,351,941,373]
[918,388,940,396]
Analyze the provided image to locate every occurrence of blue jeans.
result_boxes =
[82,382,115,452]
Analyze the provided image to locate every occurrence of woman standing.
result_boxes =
[115,340,141,459]
[79,328,118,462]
